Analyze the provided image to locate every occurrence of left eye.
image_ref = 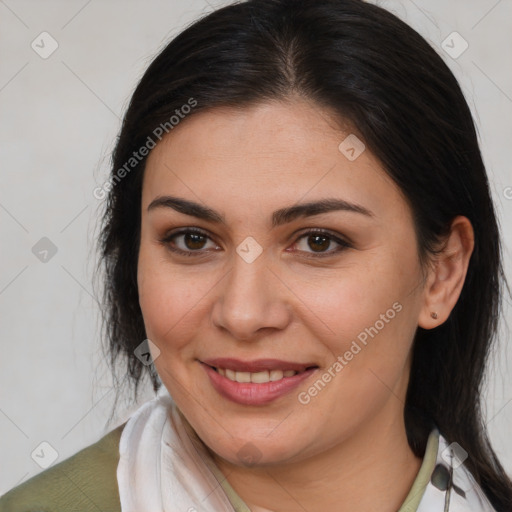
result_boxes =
[291,231,350,256]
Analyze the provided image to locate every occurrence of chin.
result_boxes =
[199,424,310,467]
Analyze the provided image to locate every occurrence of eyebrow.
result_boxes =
[147,195,374,228]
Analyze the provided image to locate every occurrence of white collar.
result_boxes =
[416,431,495,511]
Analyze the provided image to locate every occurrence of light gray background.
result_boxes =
[1,0,511,494]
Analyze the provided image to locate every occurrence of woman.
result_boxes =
[1,0,510,510]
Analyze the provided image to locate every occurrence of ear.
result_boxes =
[418,216,475,329]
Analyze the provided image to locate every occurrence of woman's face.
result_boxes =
[138,99,428,466]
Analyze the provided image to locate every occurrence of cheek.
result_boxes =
[290,246,421,397]
[137,242,232,364]
[137,245,200,350]
[292,251,416,338]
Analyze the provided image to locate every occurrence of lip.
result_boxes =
[201,357,318,373]
[199,360,318,406]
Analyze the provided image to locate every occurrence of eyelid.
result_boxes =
[291,227,353,248]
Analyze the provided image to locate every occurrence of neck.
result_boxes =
[209,404,422,512]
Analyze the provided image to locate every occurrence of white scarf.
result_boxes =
[117,387,496,512]
[117,388,241,512]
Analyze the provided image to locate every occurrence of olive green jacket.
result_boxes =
[1,422,496,512]
[0,423,126,512]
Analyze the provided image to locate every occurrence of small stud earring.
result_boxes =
[431,312,438,319]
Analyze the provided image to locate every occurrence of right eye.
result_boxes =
[159,228,220,257]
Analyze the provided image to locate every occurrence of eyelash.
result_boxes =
[159,227,352,259]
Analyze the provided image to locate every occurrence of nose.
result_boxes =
[211,250,292,341]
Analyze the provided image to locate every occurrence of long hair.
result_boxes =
[97,0,512,507]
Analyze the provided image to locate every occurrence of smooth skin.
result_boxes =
[137,98,474,512]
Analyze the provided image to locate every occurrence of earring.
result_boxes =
[431,312,438,319]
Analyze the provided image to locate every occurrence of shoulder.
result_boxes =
[0,422,126,512]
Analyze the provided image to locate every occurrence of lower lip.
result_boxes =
[201,362,317,405]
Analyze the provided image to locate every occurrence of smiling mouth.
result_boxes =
[201,358,319,384]
[199,359,320,405]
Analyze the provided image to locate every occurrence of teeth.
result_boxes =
[251,371,270,383]
[270,370,283,381]
[236,371,251,383]
[216,368,299,383]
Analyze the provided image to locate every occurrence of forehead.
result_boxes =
[141,100,406,221]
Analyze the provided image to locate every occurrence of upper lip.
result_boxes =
[200,358,318,373]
